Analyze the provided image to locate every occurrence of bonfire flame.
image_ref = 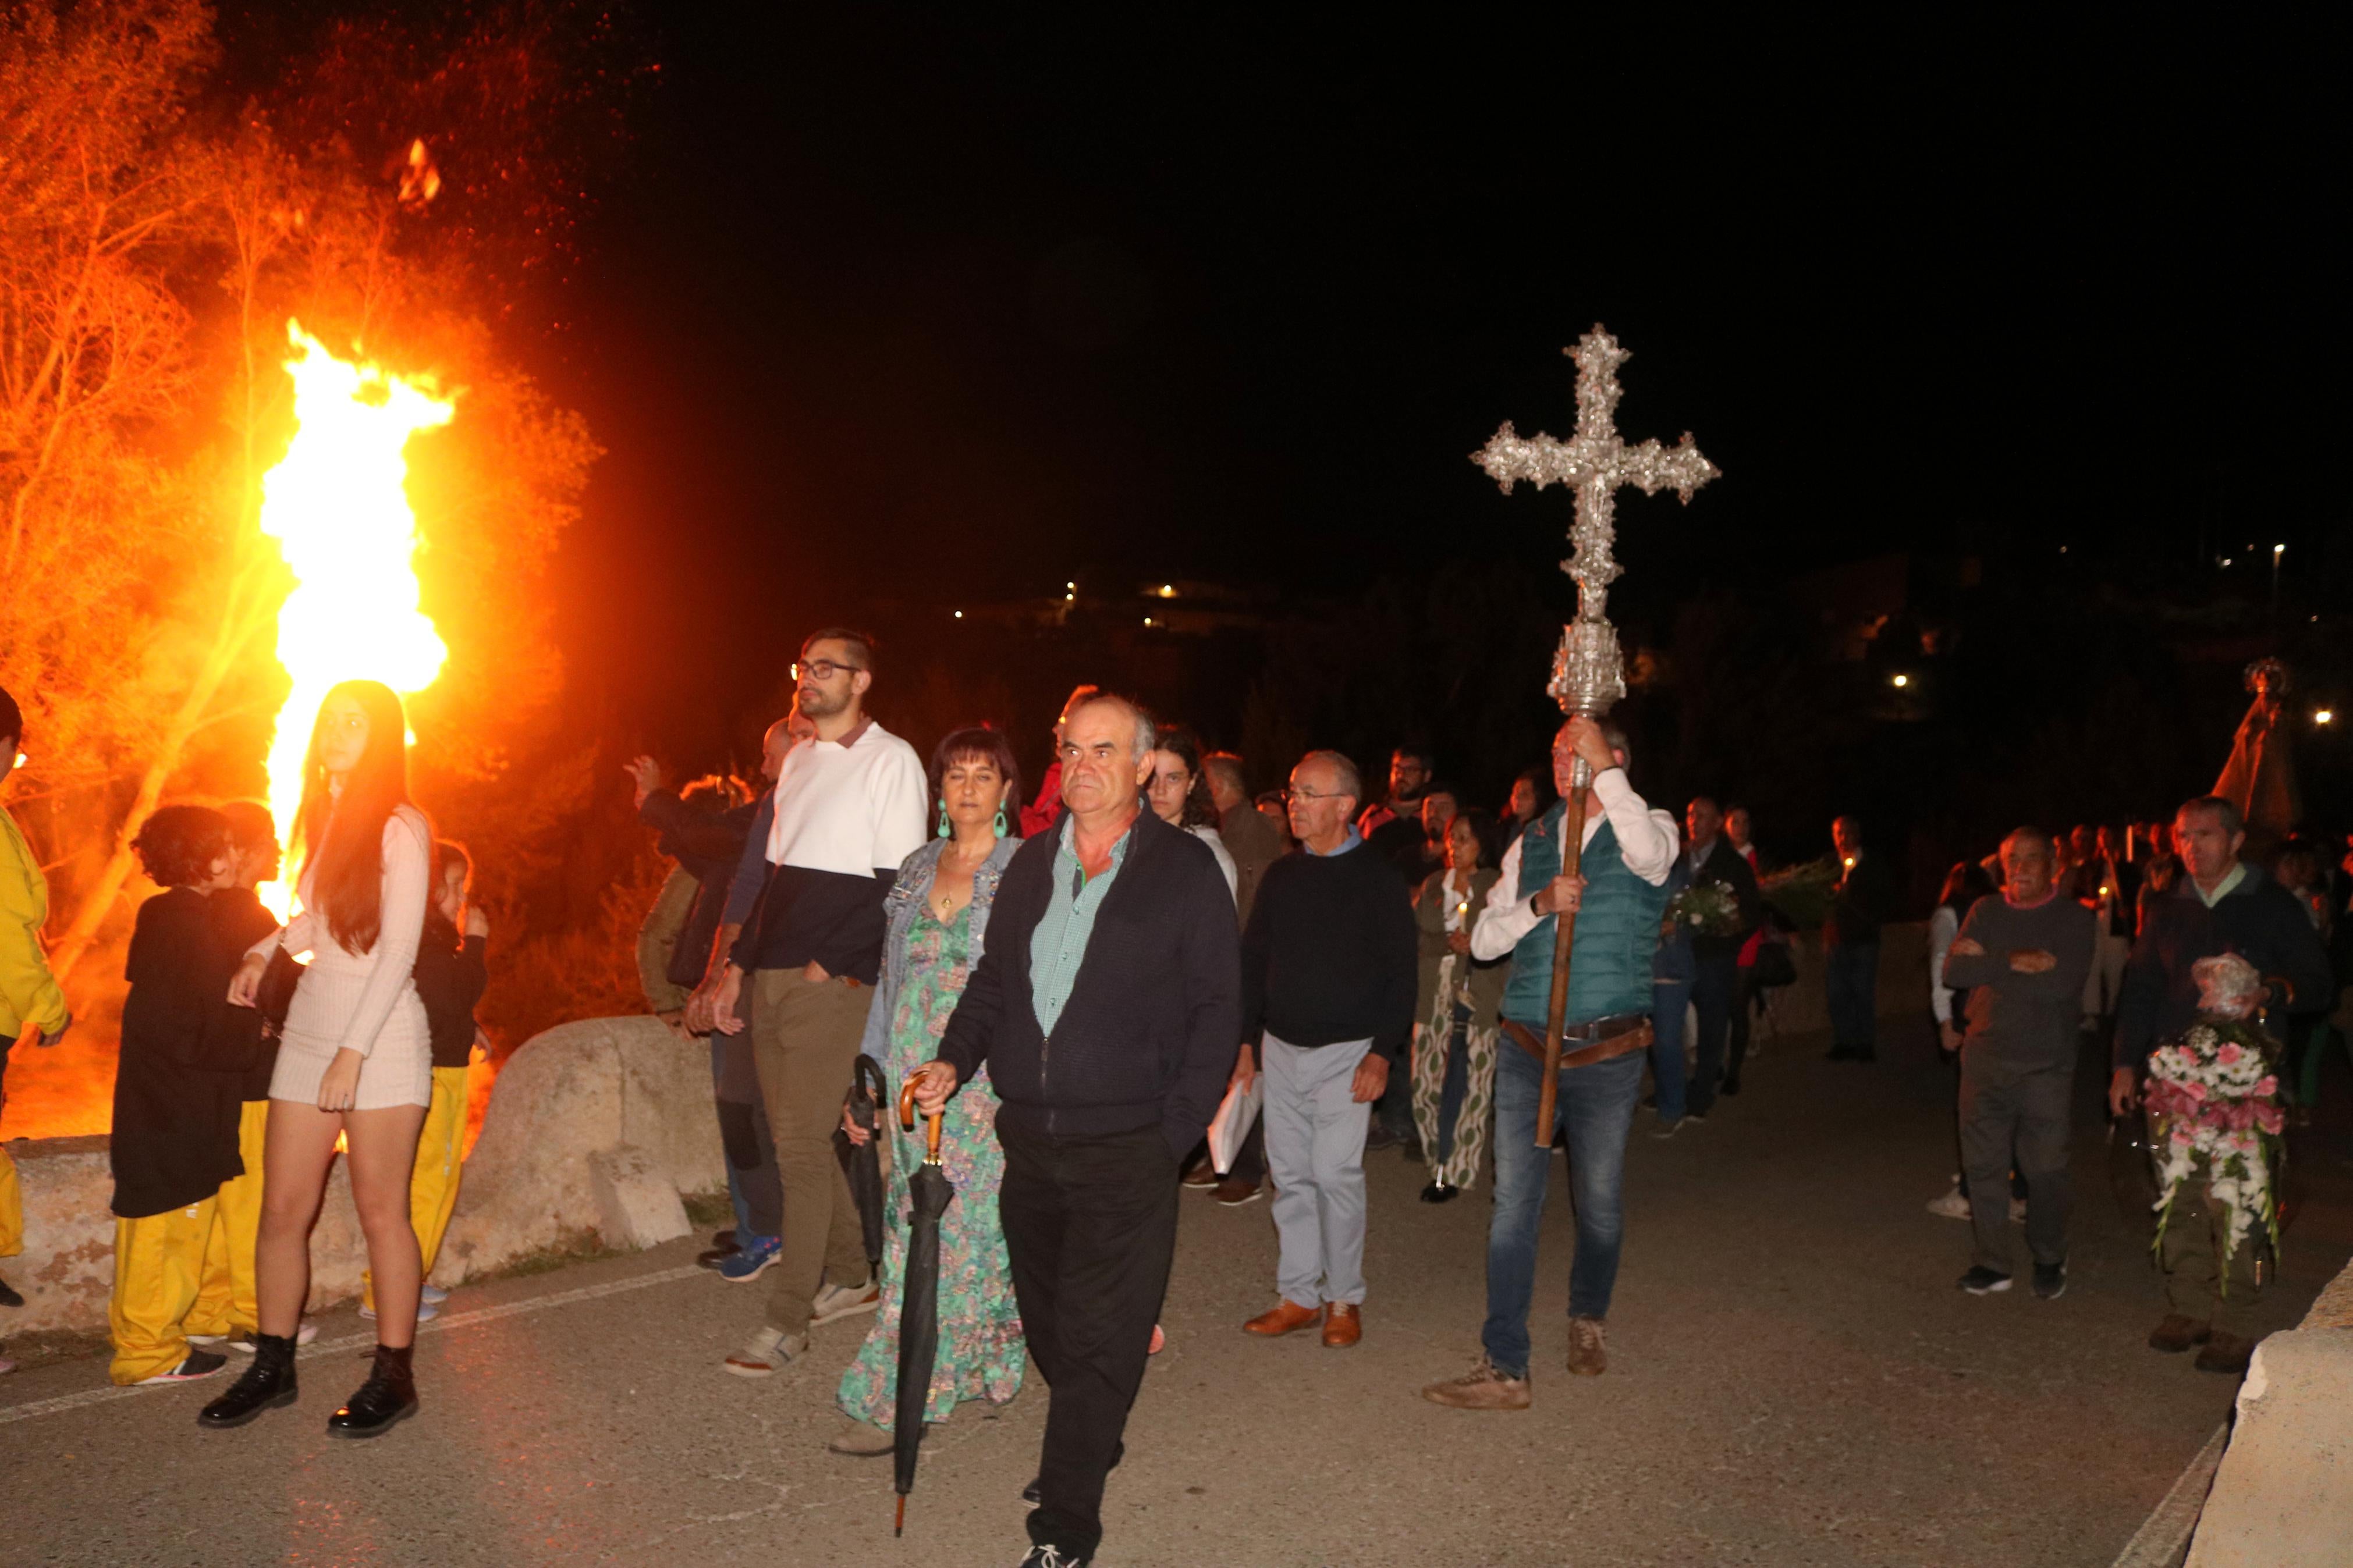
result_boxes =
[257,322,454,916]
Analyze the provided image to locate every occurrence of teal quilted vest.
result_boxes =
[1501,799,1669,1027]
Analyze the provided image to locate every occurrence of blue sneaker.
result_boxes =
[717,1234,781,1283]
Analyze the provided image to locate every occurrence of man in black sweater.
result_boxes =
[2111,795,2332,1372]
[1824,815,1899,1061]
[1233,750,1417,1350]
[1679,796,1762,1114]
[913,695,1239,1568]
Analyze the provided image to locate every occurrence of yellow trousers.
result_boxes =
[187,1098,270,1338]
[110,1197,215,1384]
[363,1064,469,1313]
[0,1140,22,1258]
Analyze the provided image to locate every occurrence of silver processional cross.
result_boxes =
[1473,324,1719,720]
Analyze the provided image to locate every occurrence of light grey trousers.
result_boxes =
[1261,1032,1373,1307]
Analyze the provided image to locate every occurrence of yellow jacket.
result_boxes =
[1,803,69,1041]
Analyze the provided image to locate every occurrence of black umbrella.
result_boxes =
[834,1057,888,1281]
[892,1078,954,1537]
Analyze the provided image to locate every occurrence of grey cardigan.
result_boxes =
[858,833,1024,1064]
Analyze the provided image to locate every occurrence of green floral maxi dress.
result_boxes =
[837,905,1025,1427]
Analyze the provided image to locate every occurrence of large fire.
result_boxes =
[257,322,455,915]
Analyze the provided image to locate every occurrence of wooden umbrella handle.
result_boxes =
[896,1078,945,1162]
[1534,774,1592,1147]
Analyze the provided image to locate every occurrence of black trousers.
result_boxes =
[1725,966,1761,1087]
[1687,952,1738,1114]
[998,1121,1179,1559]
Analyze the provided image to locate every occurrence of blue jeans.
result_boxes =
[1648,979,1690,1123]
[1482,1042,1645,1378]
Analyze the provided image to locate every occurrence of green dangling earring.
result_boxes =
[993,803,1009,838]
[938,799,952,838]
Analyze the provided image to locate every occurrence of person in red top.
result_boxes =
[1017,684,1100,838]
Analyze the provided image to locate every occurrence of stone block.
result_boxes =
[587,1144,691,1250]
[2185,1328,2353,1566]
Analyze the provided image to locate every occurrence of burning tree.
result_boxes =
[2,0,639,1015]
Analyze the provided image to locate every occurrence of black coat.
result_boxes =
[112,888,249,1218]
[1686,838,1764,963]
[640,792,757,990]
[2114,863,2334,1072]
[937,810,1241,1158]
[1825,849,1898,948]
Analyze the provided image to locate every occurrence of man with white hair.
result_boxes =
[1231,749,1417,1349]
[909,692,1239,1568]
[1940,826,2096,1301]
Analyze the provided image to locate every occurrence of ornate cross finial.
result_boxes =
[1474,325,1718,716]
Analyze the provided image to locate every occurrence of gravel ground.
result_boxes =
[3,1015,2346,1568]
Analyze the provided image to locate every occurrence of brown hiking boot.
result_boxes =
[1244,1299,1323,1337]
[1567,1315,1609,1376]
[1420,1356,1531,1410]
[2146,1314,2212,1354]
[2195,1331,2255,1375]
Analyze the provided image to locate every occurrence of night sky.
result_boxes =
[544,13,2343,755]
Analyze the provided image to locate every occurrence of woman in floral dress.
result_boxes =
[831,726,1025,1455]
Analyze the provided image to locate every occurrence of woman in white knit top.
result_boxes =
[201,681,435,1438]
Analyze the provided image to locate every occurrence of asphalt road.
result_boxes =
[5,1015,2347,1568]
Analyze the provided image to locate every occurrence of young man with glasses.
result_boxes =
[709,631,928,1377]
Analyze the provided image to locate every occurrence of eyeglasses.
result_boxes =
[792,659,866,682]
[1281,787,1347,803]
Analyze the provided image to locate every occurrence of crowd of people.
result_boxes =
[3,649,2348,1568]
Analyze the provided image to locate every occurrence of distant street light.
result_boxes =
[2273,542,2285,611]
[1891,673,1910,688]
[2317,709,2336,726]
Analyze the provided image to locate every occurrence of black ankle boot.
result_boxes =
[197,1332,299,1428]
[327,1343,417,1438]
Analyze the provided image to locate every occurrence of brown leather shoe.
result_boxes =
[2147,1314,2212,1354]
[1322,1303,1361,1348]
[1421,1356,1531,1410]
[1244,1299,1322,1337]
[1567,1314,1609,1376]
[2195,1330,2254,1375]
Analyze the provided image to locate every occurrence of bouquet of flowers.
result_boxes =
[1663,880,1743,940]
[1759,856,1839,931]
[2142,954,2285,1293]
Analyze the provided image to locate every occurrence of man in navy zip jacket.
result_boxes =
[913,694,1240,1568]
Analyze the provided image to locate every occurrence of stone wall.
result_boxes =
[1,1015,720,1335]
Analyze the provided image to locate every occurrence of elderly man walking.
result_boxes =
[1942,827,2096,1300]
[711,631,928,1376]
[1422,717,1676,1409]
[1232,750,1416,1348]
[2112,795,2331,1374]
[910,693,1238,1568]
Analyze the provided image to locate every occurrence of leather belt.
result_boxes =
[1501,1013,1655,1072]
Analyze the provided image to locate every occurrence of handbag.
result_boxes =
[1749,937,1797,990]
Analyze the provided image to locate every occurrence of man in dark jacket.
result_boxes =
[1824,815,1898,1061]
[1679,796,1762,1115]
[2111,795,2332,1373]
[1232,749,1416,1349]
[912,694,1239,1568]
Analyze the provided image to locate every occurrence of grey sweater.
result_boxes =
[1942,893,2098,1069]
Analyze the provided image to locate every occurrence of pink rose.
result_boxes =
[2216,1043,2242,1066]
[2256,1105,2285,1135]
[2255,1076,2278,1098]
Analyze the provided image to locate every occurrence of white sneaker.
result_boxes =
[2009,1196,2028,1225]
[421,1284,448,1306]
[1926,1185,1971,1220]
[810,1279,881,1327]
[225,1322,321,1352]
[723,1326,807,1378]
[359,1299,439,1323]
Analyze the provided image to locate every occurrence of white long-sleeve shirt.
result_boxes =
[1471,769,1679,962]
[1928,904,1960,1024]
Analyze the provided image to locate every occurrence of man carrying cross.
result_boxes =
[1421,716,1676,1407]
